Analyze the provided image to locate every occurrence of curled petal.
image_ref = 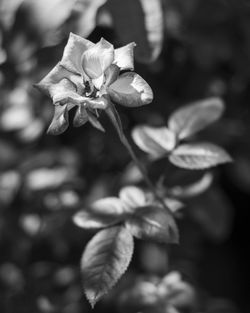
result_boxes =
[114,42,136,71]
[108,72,153,107]
[35,63,74,95]
[104,64,120,87]
[81,38,114,79]
[35,63,85,102]
[47,104,69,135]
[60,33,94,75]
[73,104,89,127]
[49,78,85,105]
[85,96,109,110]
[92,74,104,90]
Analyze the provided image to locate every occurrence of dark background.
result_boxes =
[0,0,250,312]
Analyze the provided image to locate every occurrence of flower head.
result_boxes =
[35,33,153,135]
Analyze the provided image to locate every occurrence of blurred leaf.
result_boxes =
[168,172,213,198]
[0,86,33,131]
[81,226,134,307]
[139,0,164,60]
[168,98,224,140]
[158,271,196,308]
[108,72,153,107]
[0,0,24,29]
[164,197,184,214]
[73,197,125,229]
[188,187,234,242]
[74,0,108,38]
[0,171,21,206]
[132,125,176,158]
[25,167,75,190]
[0,140,18,170]
[121,162,143,185]
[126,206,179,243]
[118,279,159,312]
[105,0,163,63]
[23,0,77,45]
[119,186,146,212]
[169,143,232,170]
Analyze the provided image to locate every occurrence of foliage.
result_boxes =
[0,0,249,313]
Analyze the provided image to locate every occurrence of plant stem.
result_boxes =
[120,134,173,215]
[105,103,173,215]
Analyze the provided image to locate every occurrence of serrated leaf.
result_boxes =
[105,0,163,63]
[169,143,232,170]
[108,72,153,107]
[168,98,224,140]
[132,125,176,158]
[126,206,179,243]
[73,197,125,229]
[81,226,134,307]
[119,186,146,212]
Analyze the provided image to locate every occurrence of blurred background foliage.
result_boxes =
[0,0,249,312]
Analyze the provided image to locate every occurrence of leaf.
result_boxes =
[168,98,225,140]
[139,0,164,61]
[23,0,77,45]
[168,173,213,198]
[87,110,105,132]
[189,188,234,242]
[126,206,179,243]
[132,125,176,158]
[81,226,134,307]
[119,186,146,211]
[73,197,125,229]
[108,72,153,107]
[169,143,232,170]
[105,0,163,63]
[75,0,108,38]
[0,0,24,30]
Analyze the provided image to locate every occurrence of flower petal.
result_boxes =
[50,78,85,105]
[47,104,69,135]
[35,63,85,100]
[114,42,136,71]
[104,64,120,87]
[85,96,109,110]
[108,72,153,107]
[73,104,89,127]
[60,32,94,75]
[81,38,114,79]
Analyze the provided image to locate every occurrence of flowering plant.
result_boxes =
[35,33,232,309]
[36,33,153,135]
